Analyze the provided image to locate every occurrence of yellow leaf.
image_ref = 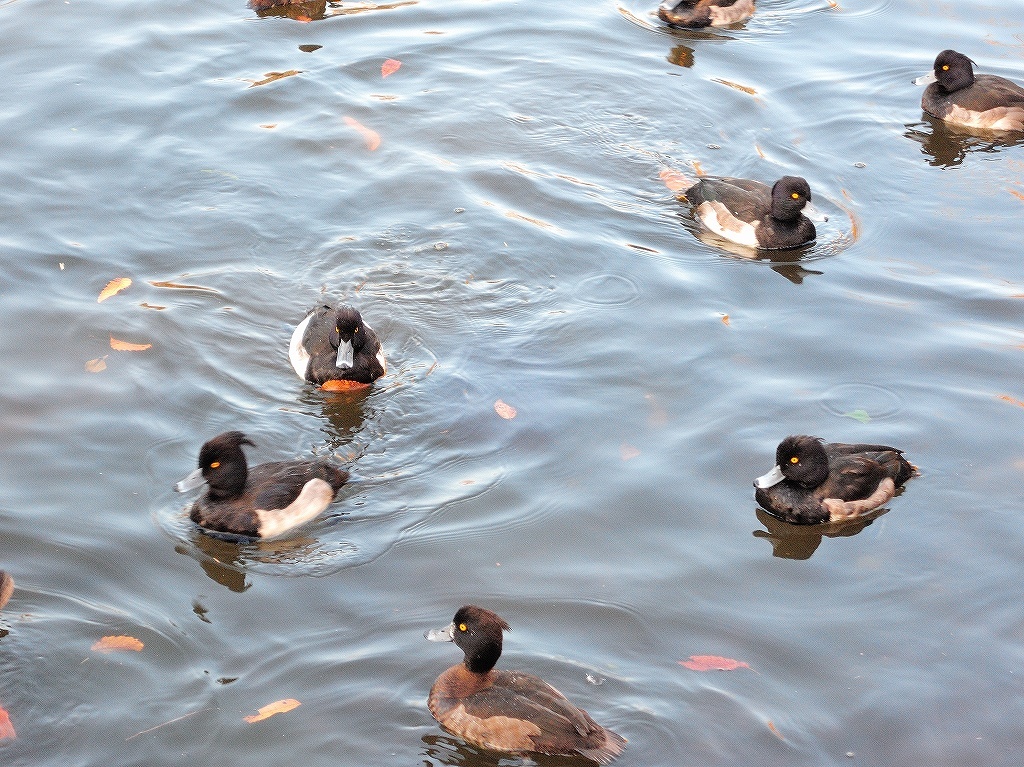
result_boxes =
[494,399,517,419]
[92,635,144,653]
[110,337,152,352]
[85,356,108,373]
[343,116,381,151]
[244,698,301,723]
[98,278,132,302]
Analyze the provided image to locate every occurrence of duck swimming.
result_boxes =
[915,50,1024,132]
[425,605,626,764]
[683,175,817,250]
[753,435,914,525]
[0,570,13,610]
[658,0,755,28]
[289,305,386,388]
[174,431,349,538]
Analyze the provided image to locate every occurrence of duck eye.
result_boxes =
[458,623,467,632]
[791,192,800,200]
[354,327,359,333]
[789,456,799,464]
[942,64,949,71]
[210,461,221,469]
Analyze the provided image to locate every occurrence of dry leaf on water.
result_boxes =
[0,704,15,741]
[382,59,402,77]
[249,70,301,88]
[343,117,381,151]
[679,655,750,671]
[720,313,730,326]
[494,399,517,420]
[92,635,144,653]
[767,720,785,740]
[659,168,689,193]
[85,356,108,373]
[98,278,132,303]
[110,337,152,352]
[997,394,1024,408]
[244,698,301,723]
[711,78,757,95]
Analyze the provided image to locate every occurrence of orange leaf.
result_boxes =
[0,704,15,740]
[85,356,108,373]
[997,394,1024,408]
[92,635,144,653]
[692,160,706,177]
[320,379,370,392]
[711,78,757,95]
[1009,189,1024,203]
[767,720,785,740]
[659,168,690,193]
[110,337,152,352]
[343,116,381,151]
[98,278,132,303]
[619,443,641,461]
[244,698,301,723]
[720,313,730,326]
[679,655,750,671]
[494,399,517,420]
[382,58,402,78]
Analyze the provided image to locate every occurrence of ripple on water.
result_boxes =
[819,382,903,422]
[573,273,642,307]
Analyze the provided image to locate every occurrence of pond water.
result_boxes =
[2,0,1024,764]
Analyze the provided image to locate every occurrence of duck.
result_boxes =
[425,605,626,764]
[174,431,349,538]
[657,0,755,27]
[0,570,13,610]
[288,304,386,388]
[915,50,1024,132]
[683,175,817,250]
[753,435,915,525]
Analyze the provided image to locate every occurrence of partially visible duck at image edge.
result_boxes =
[658,0,755,28]
[289,304,386,387]
[0,570,13,610]
[425,605,626,764]
[915,49,1024,131]
[683,175,817,250]
[754,435,915,525]
[174,431,349,538]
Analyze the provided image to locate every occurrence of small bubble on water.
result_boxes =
[853,162,866,168]
[586,674,605,685]
[707,144,721,150]
[434,242,448,251]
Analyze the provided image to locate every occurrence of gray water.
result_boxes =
[2,0,1024,765]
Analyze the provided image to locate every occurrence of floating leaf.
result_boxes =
[0,704,14,741]
[92,635,144,653]
[720,313,730,326]
[1009,189,1024,203]
[244,698,301,723]
[659,168,689,192]
[842,409,871,423]
[343,116,381,151]
[321,379,370,392]
[494,400,517,420]
[382,58,402,77]
[98,278,132,303]
[755,144,765,159]
[149,280,218,293]
[692,160,706,177]
[767,720,785,740]
[85,356,108,373]
[110,337,152,352]
[711,78,757,95]
[619,443,641,461]
[997,394,1024,408]
[679,655,750,671]
[249,70,302,88]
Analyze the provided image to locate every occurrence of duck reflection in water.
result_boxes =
[905,115,1024,168]
[752,507,884,560]
[249,0,327,20]
[175,532,330,592]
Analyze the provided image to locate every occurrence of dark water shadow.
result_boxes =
[752,507,885,560]
[249,0,417,22]
[905,115,1024,168]
[421,733,604,767]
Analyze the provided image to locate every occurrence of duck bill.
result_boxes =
[913,71,937,86]
[175,467,206,493]
[424,622,455,643]
[803,202,828,223]
[336,339,354,369]
[753,465,786,489]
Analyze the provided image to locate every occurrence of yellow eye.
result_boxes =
[942,65,949,71]
[458,623,467,632]
[210,461,221,469]
[789,456,799,464]
[791,192,800,199]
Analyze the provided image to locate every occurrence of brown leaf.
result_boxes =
[679,655,750,671]
[320,379,370,392]
[659,168,690,193]
[110,337,152,352]
[711,78,757,95]
[343,116,381,151]
[98,278,132,303]
[619,443,641,461]
[92,635,144,653]
[249,70,302,88]
[0,703,15,740]
[720,313,730,326]
[85,356,108,373]
[382,58,402,78]
[494,399,517,420]
[244,698,301,723]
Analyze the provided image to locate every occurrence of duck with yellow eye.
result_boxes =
[174,431,349,538]
[680,175,819,250]
[425,605,626,764]
[753,435,915,525]
[289,304,386,391]
[657,0,755,28]
[914,50,1024,132]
